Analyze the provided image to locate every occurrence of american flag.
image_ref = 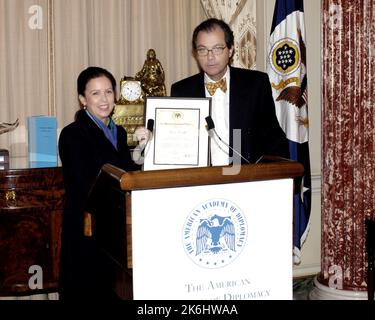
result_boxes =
[267,0,312,264]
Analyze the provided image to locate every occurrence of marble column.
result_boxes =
[310,0,375,300]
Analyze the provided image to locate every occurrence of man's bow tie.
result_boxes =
[205,78,227,96]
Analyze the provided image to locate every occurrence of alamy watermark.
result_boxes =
[28,265,43,290]
[28,5,43,30]
[328,264,343,290]
[222,129,243,176]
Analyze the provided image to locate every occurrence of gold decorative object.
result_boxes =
[135,49,167,97]
[112,102,145,146]
[83,211,93,237]
[5,190,16,207]
[112,49,166,146]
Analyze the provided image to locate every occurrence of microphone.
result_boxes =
[142,118,154,148]
[205,116,215,131]
[205,116,250,164]
[147,119,154,133]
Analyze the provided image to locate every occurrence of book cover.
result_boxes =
[0,149,9,170]
[27,116,57,167]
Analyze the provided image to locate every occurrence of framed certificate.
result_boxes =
[143,97,211,171]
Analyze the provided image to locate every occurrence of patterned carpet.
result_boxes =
[293,275,315,300]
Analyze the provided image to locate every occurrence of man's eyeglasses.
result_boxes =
[196,46,227,57]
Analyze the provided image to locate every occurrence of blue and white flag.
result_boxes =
[267,0,311,264]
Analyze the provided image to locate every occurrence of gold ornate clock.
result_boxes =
[118,77,144,105]
[112,49,167,147]
[112,77,145,146]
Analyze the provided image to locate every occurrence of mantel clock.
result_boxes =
[112,77,145,147]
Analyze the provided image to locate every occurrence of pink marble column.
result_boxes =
[314,0,375,298]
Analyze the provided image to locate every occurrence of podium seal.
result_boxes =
[182,198,247,269]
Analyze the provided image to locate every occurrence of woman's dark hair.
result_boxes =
[192,18,234,50]
[77,66,116,97]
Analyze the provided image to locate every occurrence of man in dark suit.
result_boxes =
[171,18,289,165]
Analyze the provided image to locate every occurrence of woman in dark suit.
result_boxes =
[58,67,148,300]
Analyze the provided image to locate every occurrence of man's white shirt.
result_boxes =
[204,67,230,166]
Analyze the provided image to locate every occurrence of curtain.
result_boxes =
[0,0,49,156]
[200,0,257,69]
[320,0,375,291]
[0,0,205,157]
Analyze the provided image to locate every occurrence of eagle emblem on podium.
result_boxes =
[196,215,236,255]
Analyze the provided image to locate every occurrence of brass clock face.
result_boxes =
[121,80,142,102]
[115,77,145,146]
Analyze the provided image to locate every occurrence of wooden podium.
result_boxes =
[86,158,303,300]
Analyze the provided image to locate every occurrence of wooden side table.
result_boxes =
[0,162,64,296]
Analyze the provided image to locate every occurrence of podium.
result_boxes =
[86,158,303,300]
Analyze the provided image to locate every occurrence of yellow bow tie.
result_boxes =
[205,78,227,96]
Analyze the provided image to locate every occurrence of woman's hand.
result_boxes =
[134,126,152,147]
[132,126,153,165]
